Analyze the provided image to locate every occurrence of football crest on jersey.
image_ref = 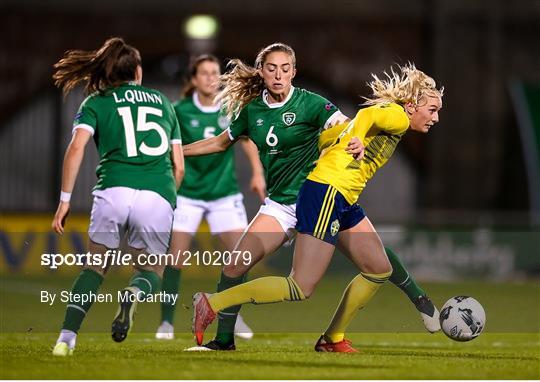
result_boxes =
[218,116,230,129]
[282,112,296,126]
[330,219,340,236]
[191,119,200,127]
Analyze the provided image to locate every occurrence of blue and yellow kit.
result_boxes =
[296,102,409,244]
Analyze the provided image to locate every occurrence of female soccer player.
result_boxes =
[155,54,265,340]
[50,37,183,356]
[181,42,350,350]
[191,63,443,352]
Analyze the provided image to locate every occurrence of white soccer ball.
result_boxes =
[439,296,486,341]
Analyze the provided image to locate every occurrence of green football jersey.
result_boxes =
[73,82,181,208]
[174,93,239,201]
[228,87,339,204]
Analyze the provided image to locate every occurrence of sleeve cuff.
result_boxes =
[72,124,95,136]
[323,111,348,130]
[171,139,182,144]
[226,127,235,141]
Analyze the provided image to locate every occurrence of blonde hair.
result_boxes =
[216,43,296,119]
[364,63,443,106]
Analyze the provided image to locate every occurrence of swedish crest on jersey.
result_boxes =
[330,219,340,236]
[282,112,296,126]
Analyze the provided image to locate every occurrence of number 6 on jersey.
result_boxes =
[266,125,279,147]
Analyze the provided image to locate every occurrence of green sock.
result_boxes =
[386,247,426,301]
[129,270,161,297]
[160,266,181,324]
[214,271,247,345]
[62,268,104,333]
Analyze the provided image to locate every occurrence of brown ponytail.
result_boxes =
[53,37,141,96]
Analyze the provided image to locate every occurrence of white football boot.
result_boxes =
[414,295,441,333]
[155,321,175,340]
[234,314,254,340]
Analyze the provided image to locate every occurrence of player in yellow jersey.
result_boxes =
[191,63,443,352]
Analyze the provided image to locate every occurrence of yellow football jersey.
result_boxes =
[308,102,409,204]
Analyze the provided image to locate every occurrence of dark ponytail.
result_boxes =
[53,37,141,96]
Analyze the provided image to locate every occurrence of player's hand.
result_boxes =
[250,173,267,202]
[345,137,364,160]
[52,201,70,235]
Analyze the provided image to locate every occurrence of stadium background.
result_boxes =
[0,0,539,379]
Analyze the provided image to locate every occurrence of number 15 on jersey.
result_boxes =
[117,106,169,157]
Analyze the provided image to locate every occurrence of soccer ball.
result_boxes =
[439,296,486,341]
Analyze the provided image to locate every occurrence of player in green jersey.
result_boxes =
[155,54,265,341]
[182,43,349,350]
[50,37,183,356]
[184,44,439,350]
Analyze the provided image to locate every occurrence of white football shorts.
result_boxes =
[258,197,297,245]
[89,186,173,255]
[172,193,248,235]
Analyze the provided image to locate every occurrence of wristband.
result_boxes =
[60,191,72,203]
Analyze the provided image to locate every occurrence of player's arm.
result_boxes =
[341,105,408,160]
[184,106,250,157]
[239,138,266,202]
[345,137,364,160]
[314,94,365,160]
[369,105,409,134]
[318,120,349,150]
[170,143,184,190]
[318,119,365,160]
[182,130,235,156]
[169,102,184,189]
[323,110,349,130]
[183,104,249,157]
[52,129,93,235]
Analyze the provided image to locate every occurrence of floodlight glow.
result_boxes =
[184,15,218,39]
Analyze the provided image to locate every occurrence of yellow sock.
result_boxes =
[324,271,391,343]
[208,276,305,312]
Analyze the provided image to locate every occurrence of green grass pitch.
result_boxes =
[1,274,539,379]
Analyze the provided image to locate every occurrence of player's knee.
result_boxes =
[286,276,310,301]
[380,261,393,275]
[302,287,314,299]
[364,257,392,275]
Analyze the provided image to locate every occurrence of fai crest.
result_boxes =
[218,116,230,129]
[330,219,340,236]
[282,112,296,126]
